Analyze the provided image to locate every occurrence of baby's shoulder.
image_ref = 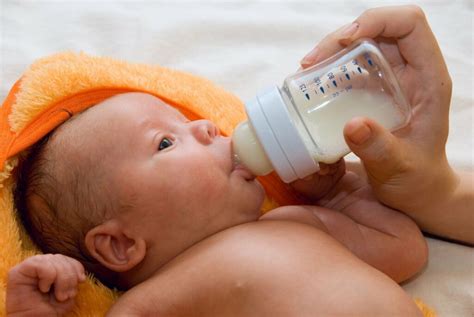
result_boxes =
[108,221,343,316]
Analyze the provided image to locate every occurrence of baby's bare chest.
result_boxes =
[110,221,408,316]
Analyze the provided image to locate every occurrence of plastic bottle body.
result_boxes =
[282,39,411,164]
[233,39,411,183]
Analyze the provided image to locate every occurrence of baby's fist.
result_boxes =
[7,254,86,316]
[291,159,346,202]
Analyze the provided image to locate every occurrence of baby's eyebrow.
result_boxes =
[176,112,190,122]
[167,106,189,122]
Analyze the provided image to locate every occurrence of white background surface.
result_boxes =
[1,1,473,316]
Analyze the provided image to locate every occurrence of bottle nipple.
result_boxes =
[232,152,242,167]
[232,121,273,176]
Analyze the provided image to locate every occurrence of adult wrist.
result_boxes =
[416,164,474,244]
[410,158,459,219]
[404,156,457,215]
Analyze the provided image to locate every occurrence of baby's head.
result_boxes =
[14,92,265,289]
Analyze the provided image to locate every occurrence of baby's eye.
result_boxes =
[158,137,173,151]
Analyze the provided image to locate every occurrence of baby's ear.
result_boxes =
[85,219,146,272]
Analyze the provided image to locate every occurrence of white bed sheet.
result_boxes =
[1,1,472,316]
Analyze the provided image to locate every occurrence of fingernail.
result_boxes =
[347,121,371,145]
[300,47,319,66]
[341,22,359,38]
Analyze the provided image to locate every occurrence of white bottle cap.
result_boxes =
[245,86,319,183]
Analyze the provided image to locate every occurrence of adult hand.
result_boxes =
[297,6,473,244]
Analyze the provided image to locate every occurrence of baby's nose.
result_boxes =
[190,120,220,144]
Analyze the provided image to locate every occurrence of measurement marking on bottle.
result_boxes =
[320,87,325,93]
[368,59,373,66]
[332,80,337,87]
[346,73,351,80]
[305,93,310,100]
[357,67,362,73]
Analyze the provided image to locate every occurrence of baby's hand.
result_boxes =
[290,159,345,202]
[6,254,86,316]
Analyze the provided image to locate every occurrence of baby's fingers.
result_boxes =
[318,159,345,176]
[65,256,86,283]
[53,256,81,302]
[50,295,76,315]
[29,255,58,293]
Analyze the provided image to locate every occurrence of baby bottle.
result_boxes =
[233,38,411,183]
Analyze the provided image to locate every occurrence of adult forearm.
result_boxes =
[412,169,474,245]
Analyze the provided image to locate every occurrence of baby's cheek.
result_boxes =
[185,168,228,201]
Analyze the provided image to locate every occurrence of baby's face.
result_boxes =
[88,93,265,256]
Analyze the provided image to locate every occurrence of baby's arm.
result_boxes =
[6,254,86,316]
[261,171,428,283]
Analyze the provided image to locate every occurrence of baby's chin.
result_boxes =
[247,181,266,219]
[237,186,265,222]
[252,177,265,196]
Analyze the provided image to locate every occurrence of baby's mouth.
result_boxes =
[231,149,257,181]
[233,163,257,181]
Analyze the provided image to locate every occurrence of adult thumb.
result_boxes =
[343,117,405,182]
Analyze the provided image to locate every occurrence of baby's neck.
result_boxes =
[121,217,261,289]
[120,248,175,289]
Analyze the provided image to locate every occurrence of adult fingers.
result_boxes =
[343,117,408,183]
[339,5,444,73]
[301,5,444,74]
[300,23,352,68]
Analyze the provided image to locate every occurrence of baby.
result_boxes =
[6,92,427,316]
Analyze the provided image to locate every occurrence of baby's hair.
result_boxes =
[13,114,122,289]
